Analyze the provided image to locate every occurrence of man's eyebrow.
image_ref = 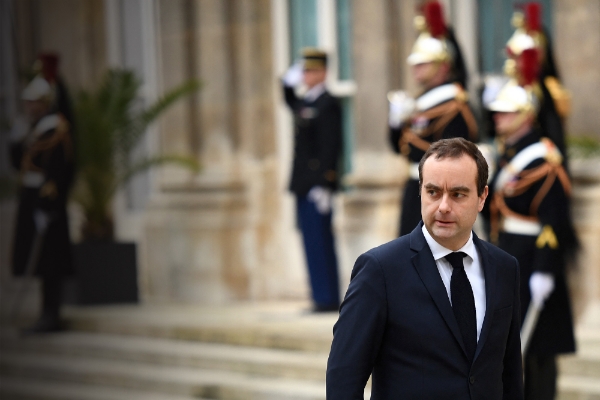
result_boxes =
[423,183,471,192]
[450,185,471,193]
[424,183,440,190]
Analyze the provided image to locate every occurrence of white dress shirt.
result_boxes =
[422,225,487,341]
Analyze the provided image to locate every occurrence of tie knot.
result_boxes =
[445,251,467,270]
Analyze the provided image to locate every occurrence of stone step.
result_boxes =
[557,375,600,400]
[0,376,205,400]
[559,349,600,379]
[61,303,336,352]
[0,351,328,400]
[0,328,327,381]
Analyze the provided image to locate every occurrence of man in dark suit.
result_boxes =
[282,48,343,312]
[388,1,478,236]
[327,138,523,399]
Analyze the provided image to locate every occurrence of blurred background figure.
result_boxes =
[9,55,75,334]
[482,1,570,171]
[281,48,343,312]
[485,48,577,400]
[388,0,478,237]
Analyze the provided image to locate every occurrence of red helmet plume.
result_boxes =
[38,53,60,83]
[518,48,539,86]
[524,2,542,32]
[423,1,447,38]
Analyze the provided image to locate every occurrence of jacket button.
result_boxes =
[469,376,475,384]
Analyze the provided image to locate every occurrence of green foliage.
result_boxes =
[73,69,200,240]
[567,135,600,159]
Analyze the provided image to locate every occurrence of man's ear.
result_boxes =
[478,185,489,211]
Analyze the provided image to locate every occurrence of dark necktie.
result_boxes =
[445,251,477,362]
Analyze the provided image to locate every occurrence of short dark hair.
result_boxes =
[418,138,488,196]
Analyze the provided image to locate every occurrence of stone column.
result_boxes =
[335,0,415,289]
[142,0,297,304]
[554,0,600,139]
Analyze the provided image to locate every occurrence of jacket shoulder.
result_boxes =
[363,235,412,267]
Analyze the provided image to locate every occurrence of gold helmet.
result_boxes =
[406,1,450,66]
[506,3,544,59]
[488,48,540,114]
[22,53,60,103]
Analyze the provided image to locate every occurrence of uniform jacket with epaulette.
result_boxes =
[389,82,478,163]
[10,113,74,277]
[283,85,343,196]
[488,129,576,355]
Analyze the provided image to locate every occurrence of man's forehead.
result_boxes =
[422,155,478,184]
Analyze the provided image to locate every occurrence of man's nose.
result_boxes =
[438,193,451,213]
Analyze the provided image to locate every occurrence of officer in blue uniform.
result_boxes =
[281,48,343,312]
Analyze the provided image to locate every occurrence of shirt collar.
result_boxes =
[304,83,326,102]
[421,224,476,262]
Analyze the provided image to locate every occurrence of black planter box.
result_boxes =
[64,241,139,305]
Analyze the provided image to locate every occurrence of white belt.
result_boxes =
[502,216,542,236]
[408,162,420,180]
[22,172,44,188]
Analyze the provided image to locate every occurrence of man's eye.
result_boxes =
[428,190,438,196]
[454,192,466,198]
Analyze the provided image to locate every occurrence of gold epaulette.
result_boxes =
[536,225,559,249]
[541,137,563,166]
[544,76,571,118]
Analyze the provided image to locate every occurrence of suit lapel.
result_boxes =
[473,235,497,362]
[410,224,467,358]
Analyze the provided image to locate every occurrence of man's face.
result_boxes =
[412,61,446,89]
[303,67,326,89]
[421,154,488,250]
[493,111,520,137]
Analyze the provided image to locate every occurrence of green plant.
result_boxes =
[567,135,600,159]
[73,69,200,240]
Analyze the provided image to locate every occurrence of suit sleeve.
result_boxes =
[502,256,524,400]
[327,252,387,400]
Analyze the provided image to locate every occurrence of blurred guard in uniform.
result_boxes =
[484,2,570,170]
[486,48,576,400]
[388,0,478,236]
[282,48,343,312]
[10,61,75,333]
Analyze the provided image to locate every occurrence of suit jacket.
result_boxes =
[326,222,523,399]
[283,85,343,196]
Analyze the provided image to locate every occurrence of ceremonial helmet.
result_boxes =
[407,1,468,88]
[407,1,450,66]
[22,53,60,103]
[488,48,540,115]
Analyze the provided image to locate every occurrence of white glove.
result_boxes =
[33,209,50,233]
[388,91,415,128]
[282,61,304,87]
[308,186,332,215]
[529,272,555,307]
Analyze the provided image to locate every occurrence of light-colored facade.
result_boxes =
[1,0,599,320]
